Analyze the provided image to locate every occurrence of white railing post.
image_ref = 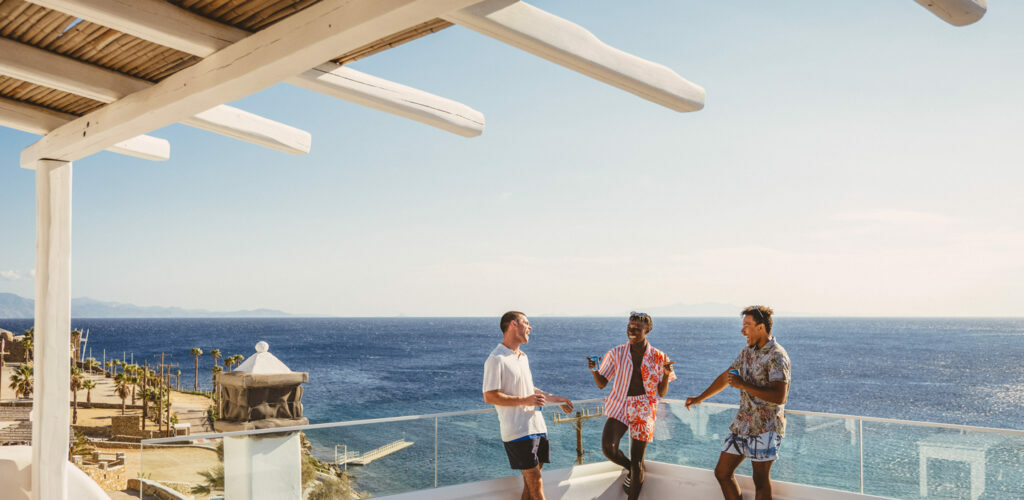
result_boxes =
[434,417,439,488]
[859,418,864,494]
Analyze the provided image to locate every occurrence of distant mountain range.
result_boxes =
[641,302,743,317]
[0,293,293,318]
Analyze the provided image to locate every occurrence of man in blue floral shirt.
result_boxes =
[686,305,791,500]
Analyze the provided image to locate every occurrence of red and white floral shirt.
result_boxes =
[598,343,676,423]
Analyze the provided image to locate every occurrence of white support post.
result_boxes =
[33,159,73,500]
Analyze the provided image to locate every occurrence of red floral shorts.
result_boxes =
[624,396,656,442]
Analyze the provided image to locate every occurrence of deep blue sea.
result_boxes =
[3,317,1023,498]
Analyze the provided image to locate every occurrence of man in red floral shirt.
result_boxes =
[686,305,791,500]
[587,312,676,500]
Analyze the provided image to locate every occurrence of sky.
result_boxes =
[1,1,1022,317]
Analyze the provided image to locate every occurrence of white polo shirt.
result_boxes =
[482,343,548,442]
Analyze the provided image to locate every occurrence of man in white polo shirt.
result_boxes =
[483,311,574,500]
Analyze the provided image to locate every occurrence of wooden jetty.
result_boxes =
[337,439,414,466]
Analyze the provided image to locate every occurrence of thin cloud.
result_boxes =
[0,270,21,281]
[834,210,961,226]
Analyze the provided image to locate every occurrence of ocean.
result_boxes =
[2,317,1023,498]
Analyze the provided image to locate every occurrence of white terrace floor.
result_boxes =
[381,461,890,500]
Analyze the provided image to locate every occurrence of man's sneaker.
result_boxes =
[622,470,630,493]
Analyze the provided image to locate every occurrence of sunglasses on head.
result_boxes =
[750,306,766,323]
[629,311,650,321]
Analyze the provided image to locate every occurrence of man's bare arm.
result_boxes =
[685,370,731,409]
[484,389,544,407]
[535,387,574,413]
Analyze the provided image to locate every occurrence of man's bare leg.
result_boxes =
[600,419,631,469]
[627,438,649,500]
[714,452,745,500]
[521,464,545,500]
[751,460,774,500]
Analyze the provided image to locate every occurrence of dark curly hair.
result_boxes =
[742,305,774,335]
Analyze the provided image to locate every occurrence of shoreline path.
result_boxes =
[2,363,213,433]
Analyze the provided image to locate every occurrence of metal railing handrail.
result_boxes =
[143,397,1023,445]
[142,407,495,444]
[658,399,1024,436]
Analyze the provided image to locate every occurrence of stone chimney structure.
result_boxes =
[214,341,308,500]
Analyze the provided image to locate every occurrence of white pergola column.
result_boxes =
[32,159,72,500]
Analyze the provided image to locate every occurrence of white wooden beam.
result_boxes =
[20,0,481,169]
[33,158,72,500]
[444,0,705,113]
[914,0,986,26]
[0,36,147,102]
[106,135,171,162]
[0,36,309,155]
[28,0,485,137]
[288,65,483,137]
[182,106,311,155]
[0,97,169,161]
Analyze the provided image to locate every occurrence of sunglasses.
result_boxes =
[750,306,766,323]
[629,311,650,321]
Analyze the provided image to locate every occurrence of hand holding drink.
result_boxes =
[727,369,741,388]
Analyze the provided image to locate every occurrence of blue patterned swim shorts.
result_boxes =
[721,431,783,462]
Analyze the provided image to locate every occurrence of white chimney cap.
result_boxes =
[234,341,292,374]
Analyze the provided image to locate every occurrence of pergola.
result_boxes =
[1,0,982,498]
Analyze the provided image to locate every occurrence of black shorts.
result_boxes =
[503,435,550,470]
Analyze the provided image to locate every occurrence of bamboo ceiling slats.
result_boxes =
[0,0,452,118]
[331,18,453,65]
[0,75,104,116]
[0,1,29,24]
[246,0,319,31]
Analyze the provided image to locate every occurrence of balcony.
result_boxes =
[139,399,1024,499]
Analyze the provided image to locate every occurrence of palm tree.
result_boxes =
[190,348,203,391]
[210,349,221,369]
[82,379,97,405]
[127,371,139,405]
[70,366,83,425]
[228,354,244,371]
[84,357,98,374]
[104,360,114,377]
[190,466,225,495]
[20,328,33,361]
[142,387,157,422]
[211,365,223,401]
[114,374,131,415]
[151,387,164,430]
[71,330,82,362]
[8,363,33,399]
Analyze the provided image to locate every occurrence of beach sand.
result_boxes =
[114,445,221,484]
